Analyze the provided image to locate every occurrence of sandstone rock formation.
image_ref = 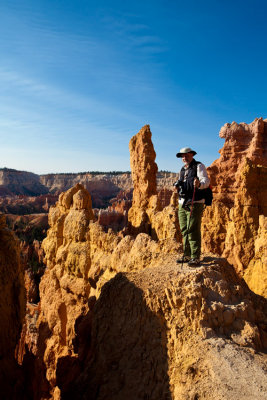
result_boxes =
[17,177,265,398]
[19,181,180,398]
[0,213,26,398]
[40,172,133,198]
[0,169,178,211]
[4,120,267,399]
[157,171,180,190]
[207,117,267,203]
[157,187,174,208]
[6,214,47,303]
[61,260,267,400]
[244,215,267,297]
[40,171,179,197]
[202,118,267,297]
[222,160,267,273]
[96,209,127,232]
[23,212,267,400]
[0,194,58,214]
[109,189,133,213]
[127,125,180,242]
[0,168,49,196]
[93,189,133,232]
[127,125,158,232]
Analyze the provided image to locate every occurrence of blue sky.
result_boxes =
[0,0,267,174]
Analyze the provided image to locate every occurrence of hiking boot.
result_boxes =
[176,256,190,264]
[188,258,200,266]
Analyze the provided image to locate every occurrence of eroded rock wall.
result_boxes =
[29,182,179,398]
[20,179,267,399]
[202,118,267,297]
[207,117,267,203]
[0,214,26,398]
[38,252,267,400]
[15,120,267,398]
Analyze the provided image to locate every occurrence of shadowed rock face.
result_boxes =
[62,263,267,400]
[61,274,171,400]
[0,214,26,398]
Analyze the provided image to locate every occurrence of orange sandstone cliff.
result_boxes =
[27,195,267,399]
[14,123,267,399]
[202,118,267,297]
[28,182,181,398]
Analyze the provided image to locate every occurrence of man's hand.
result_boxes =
[194,177,200,188]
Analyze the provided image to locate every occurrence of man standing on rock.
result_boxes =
[175,147,210,266]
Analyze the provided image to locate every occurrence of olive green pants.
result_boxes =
[178,203,204,259]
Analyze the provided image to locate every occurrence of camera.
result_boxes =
[173,181,186,198]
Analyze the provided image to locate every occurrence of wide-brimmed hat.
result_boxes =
[176,147,197,158]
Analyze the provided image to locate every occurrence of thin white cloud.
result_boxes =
[0,67,138,126]
[0,2,225,175]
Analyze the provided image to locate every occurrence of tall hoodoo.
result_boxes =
[127,125,180,243]
[129,124,158,208]
[128,125,159,233]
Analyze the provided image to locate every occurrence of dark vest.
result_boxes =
[178,159,204,202]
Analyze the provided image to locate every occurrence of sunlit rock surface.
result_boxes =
[127,125,180,242]
[202,118,267,297]
[4,120,267,398]
[26,181,266,398]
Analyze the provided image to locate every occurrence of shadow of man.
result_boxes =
[58,273,172,400]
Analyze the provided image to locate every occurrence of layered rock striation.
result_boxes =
[202,118,267,297]
[207,117,267,203]
[0,169,178,211]
[0,168,49,196]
